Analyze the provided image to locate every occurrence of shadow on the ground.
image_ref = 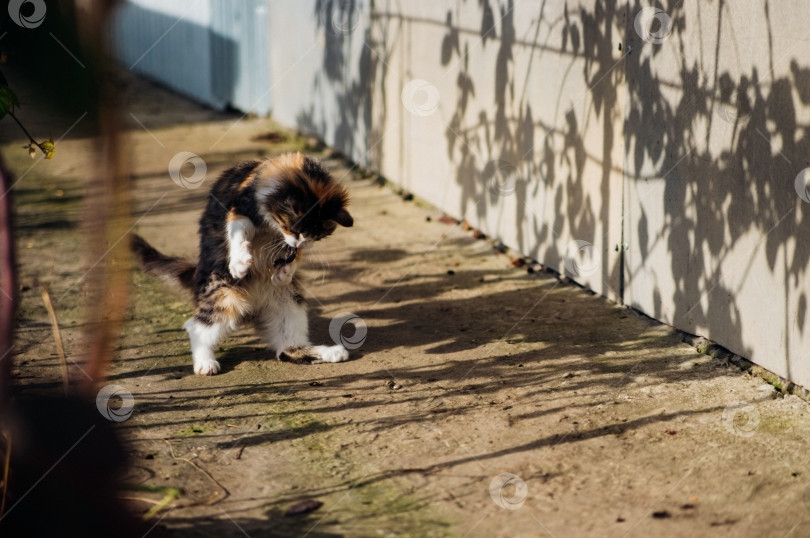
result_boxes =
[115,259,725,449]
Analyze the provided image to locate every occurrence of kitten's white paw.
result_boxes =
[316,345,349,363]
[271,263,294,286]
[229,243,253,279]
[194,357,221,375]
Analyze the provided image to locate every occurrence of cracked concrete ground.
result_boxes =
[6,74,810,537]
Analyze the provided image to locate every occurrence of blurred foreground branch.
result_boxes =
[0,155,16,404]
[74,0,131,392]
[0,1,147,535]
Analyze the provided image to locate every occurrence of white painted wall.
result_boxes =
[112,0,223,109]
[112,0,271,114]
[623,1,810,387]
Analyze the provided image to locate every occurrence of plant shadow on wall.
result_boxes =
[306,1,624,293]
[624,0,810,380]
[297,0,382,166]
[441,0,622,287]
[302,0,810,380]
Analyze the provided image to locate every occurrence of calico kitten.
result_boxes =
[132,152,353,375]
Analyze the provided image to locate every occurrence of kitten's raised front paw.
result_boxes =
[271,262,294,286]
[229,243,253,279]
[194,357,221,375]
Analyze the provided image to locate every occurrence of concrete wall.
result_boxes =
[112,0,271,114]
[623,1,810,388]
[112,0,810,390]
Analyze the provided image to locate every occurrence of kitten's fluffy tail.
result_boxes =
[131,234,196,291]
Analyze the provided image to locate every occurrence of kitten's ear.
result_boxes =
[334,208,354,227]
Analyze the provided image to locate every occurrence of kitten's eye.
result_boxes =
[283,198,302,214]
[287,215,301,233]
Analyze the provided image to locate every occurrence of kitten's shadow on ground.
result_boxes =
[215,315,368,374]
[216,341,275,374]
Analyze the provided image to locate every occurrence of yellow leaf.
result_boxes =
[40,140,55,159]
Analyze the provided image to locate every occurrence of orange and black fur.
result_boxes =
[132,153,353,375]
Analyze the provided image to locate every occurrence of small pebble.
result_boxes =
[284,500,323,517]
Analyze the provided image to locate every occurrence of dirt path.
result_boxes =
[6,75,810,537]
